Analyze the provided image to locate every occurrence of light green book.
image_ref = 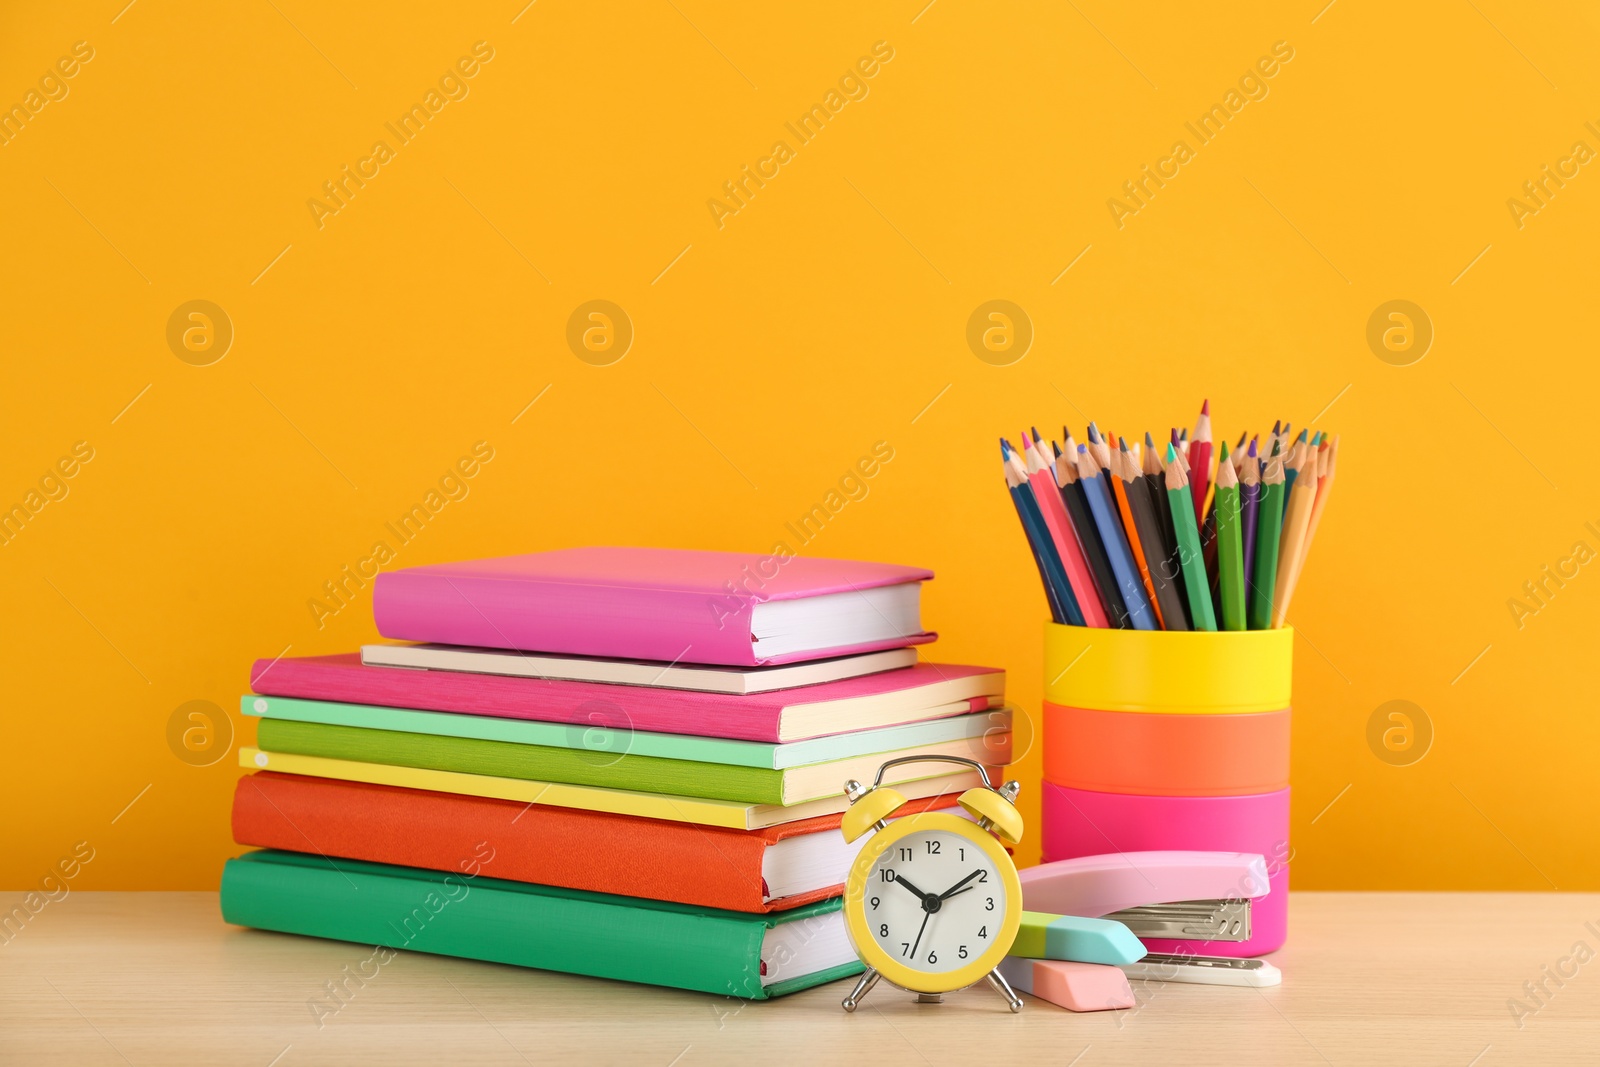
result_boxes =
[242,694,1008,770]
[253,717,1000,806]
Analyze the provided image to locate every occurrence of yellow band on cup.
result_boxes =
[1044,622,1293,714]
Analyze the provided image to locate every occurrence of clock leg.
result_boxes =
[986,968,1024,1013]
[841,968,880,1012]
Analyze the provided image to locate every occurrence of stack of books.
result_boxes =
[221,547,1010,1000]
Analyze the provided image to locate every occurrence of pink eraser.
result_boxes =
[998,957,1135,1012]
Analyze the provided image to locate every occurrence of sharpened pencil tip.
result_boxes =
[1201,398,1210,415]
[1144,430,1155,447]
[1271,419,1281,434]
[1166,442,1177,463]
[1248,437,1259,457]
[1118,436,1130,451]
[1087,422,1102,443]
[1296,428,1308,442]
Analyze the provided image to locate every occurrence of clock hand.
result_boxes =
[943,886,975,899]
[908,908,932,961]
[892,873,934,904]
[937,870,984,900]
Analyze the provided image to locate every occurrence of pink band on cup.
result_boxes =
[1040,783,1290,957]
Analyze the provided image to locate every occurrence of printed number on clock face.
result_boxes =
[863,829,1006,974]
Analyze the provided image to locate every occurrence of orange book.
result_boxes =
[231,772,959,913]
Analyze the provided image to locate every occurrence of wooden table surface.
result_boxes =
[3,892,1597,1065]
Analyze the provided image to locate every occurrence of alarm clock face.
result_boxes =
[861,827,1008,974]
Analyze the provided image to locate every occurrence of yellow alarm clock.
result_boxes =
[838,755,1025,1013]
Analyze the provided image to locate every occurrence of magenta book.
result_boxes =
[370,546,936,666]
[248,654,1004,743]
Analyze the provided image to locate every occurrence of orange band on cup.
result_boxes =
[1042,702,1290,796]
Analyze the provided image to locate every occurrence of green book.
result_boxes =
[243,695,1002,770]
[254,718,992,806]
[220,850,859,999]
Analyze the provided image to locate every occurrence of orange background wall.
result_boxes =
[3,1,1597,892]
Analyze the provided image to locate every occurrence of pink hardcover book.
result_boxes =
[371,547,936,667]
[249,654,1006,743]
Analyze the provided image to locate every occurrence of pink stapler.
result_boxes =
[1020,851,1281,987]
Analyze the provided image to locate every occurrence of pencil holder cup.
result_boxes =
[1041,623,1294,956]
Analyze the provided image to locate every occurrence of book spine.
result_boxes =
[243,695,786,768]
[248,658,789,743]
[242,747,782,828]
[373,572,760,666]
[220,853,777,998]
[255,719,787,805]
[231,773,784,911]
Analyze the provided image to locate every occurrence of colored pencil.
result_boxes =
[1030,428,1053,478]
[1283,429,1309,496]
[1004,457,1065,623]
[1188,399,1213,523]
[1248,442,1286,630]
[1017,436,1091,627]
[1273,444,1318,628]
[1018,438,1086,626]
[1120,440,1188,631]
[1059,451,1130,628]
[1086,423,1113,477]
[1169,428,1190,474]
[1047,445,1112,628]
[1164,444,1217,631]
[1075,446,1156,630]
[1306,435,1338,550]
[1200,488,1220,605]
[1004,443,1076,624]
[1240,437,1261,591]
[1111,439,1163,626]
[1230,431,1249,474]
[1276,435,1338,624]
[1278,437,1299,520]
[1142,433,1191,626]
[1213,442,1246,631]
